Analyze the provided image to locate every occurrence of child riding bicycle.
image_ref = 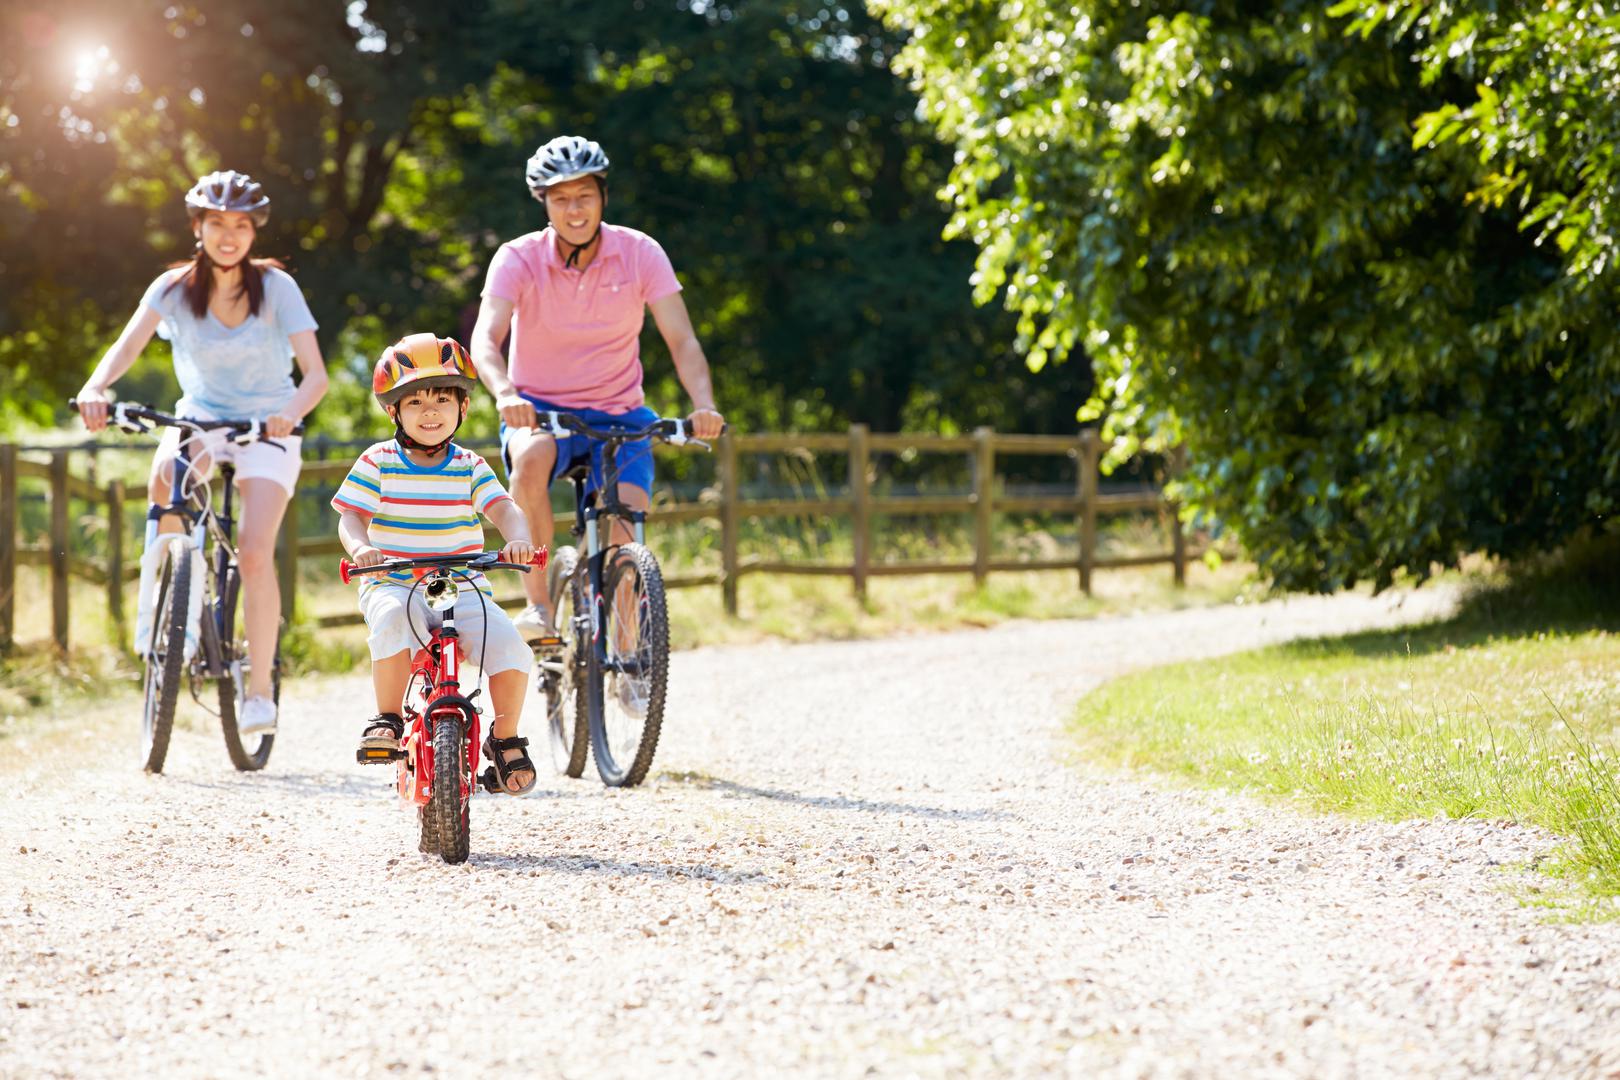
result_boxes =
[331,333,540,795]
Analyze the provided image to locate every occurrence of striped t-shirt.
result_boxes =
[330,441,512,595]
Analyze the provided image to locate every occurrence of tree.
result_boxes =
[873,0,1617,590]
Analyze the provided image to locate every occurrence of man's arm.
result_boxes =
[648,292,724,439]
[470,295,537,429]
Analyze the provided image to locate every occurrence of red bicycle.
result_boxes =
[339,549,544,864]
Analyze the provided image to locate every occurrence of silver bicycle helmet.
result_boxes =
[525,136,610,192]
[185,170,270,226]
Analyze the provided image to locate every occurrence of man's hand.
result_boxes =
[500,539,535,565]
[352,545,389,567]
[265,413,297,438]
[75,388,111,433]
[497,393,538,431]
[688,407,725,440]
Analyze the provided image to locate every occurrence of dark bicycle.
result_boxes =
[72,399,303,773]
[531,411,718,787]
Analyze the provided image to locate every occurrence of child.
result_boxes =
[331,333,539,795]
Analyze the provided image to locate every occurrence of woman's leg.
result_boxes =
[235,478,290,700]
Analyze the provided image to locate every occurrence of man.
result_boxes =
[469,135,725,640]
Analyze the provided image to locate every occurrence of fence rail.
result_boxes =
[0,426,1194,654]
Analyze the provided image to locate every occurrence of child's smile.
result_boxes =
[395,388,465,450]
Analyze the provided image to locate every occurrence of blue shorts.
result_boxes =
[499,394,658,498]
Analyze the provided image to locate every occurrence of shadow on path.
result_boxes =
[655,771,1002,821]
[468,850,768,886]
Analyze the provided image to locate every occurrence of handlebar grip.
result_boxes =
[339,558,354,585]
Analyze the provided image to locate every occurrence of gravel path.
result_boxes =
[3,587,1618,1078]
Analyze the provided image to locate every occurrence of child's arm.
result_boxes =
[338,509,387,566]
[485,499,535,565]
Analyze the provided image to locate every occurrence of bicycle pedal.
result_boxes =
[356,746,405,764]
[478,767,502,794]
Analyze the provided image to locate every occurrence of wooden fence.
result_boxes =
[0,427,1192,653]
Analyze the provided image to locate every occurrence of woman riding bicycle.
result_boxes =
[468,135,725,641]
[75,170,330,736]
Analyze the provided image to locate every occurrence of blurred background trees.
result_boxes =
[4,0,1614,590]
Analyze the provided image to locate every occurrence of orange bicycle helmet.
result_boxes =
[372,334,480,410]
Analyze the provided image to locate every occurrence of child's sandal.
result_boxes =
[480,734,537,796]
[356,713,405,764]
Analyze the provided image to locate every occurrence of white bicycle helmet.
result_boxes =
[185,170,270,226]
[525,135,610,192]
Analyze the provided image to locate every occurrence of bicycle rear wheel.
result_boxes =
[588,543,668,787]
[543,546,589,778]
[428,711,472,864]
[214,565,277,771]
[140,538,190,774]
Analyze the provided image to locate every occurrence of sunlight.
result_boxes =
[70,44,110,94]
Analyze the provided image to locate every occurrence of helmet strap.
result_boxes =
[389,403,463,459]
[560,225,602,270]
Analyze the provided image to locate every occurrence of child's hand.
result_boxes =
[500,540,534,565]
[352,545,388,567]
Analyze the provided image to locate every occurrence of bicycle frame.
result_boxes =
[396,575,483,808]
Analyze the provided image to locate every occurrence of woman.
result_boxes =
[77,170,329,737]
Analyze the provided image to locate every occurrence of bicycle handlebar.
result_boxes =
[339,549,546,585]
[528,411,727,448]
[69,399,306,443]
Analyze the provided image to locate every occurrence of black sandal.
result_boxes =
[356,713,405,764]
[480,733,537,796]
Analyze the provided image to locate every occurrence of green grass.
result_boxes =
[1070,538,1620,900]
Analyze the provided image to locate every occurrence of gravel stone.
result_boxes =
[2,586,1618,1077]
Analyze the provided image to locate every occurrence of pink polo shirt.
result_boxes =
[482,223,682,413]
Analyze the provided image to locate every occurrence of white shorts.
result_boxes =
[154,397,303,496]
[358,584,533,677]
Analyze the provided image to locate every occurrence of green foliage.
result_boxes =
[874,0,1619,590]
[0,1,1088,441]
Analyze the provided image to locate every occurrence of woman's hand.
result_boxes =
[75,387,112,433]
[496,393,538,430]
[265,413,297,438]
[500,539,535,566]
[689,407,725,440]
[352,545,389,567]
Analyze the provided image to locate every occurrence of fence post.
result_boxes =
[50,451,70,652]
[278,485,300,621]
[1169,444,1188,588]
[1078,430,1099,596]
[973,426,995,586]
[719,431,740,616]
[849,424,870,602]
[0,444,15,653]
[107,479,126,642]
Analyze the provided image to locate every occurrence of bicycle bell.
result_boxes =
[424,575,460,612]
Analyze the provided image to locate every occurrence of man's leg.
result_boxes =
[505,428,559,610]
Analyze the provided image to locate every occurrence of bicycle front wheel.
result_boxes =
[428,711,472,864]
[543,546,589,778]
[140,538,191,774]
[588,543,668,787]
[215,566,277,772]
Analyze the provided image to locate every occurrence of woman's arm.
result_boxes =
[76,305,166,432]
[338,509,386,564]
[270,329,329,437]
[648,292,723,438]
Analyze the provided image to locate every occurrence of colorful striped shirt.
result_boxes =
[330,441,512,595]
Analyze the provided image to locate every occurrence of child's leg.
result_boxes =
[372,649,412,715]
[454,592,535,792]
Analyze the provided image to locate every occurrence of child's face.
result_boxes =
[393,387,466,444]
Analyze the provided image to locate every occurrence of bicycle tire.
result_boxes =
[139,538,190,774]
[544,546,589,778]
[588,543,668,787]
[428,712,471,864]
[214,566,277,771]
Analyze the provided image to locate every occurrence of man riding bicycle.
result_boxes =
[468,135,725,642]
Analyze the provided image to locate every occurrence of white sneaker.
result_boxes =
[238,696,278,737]
[513,603,555,641]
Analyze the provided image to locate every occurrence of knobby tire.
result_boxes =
[429,713,471,864]
[588,543,669,788]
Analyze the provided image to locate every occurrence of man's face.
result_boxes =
[543,176,604,248]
